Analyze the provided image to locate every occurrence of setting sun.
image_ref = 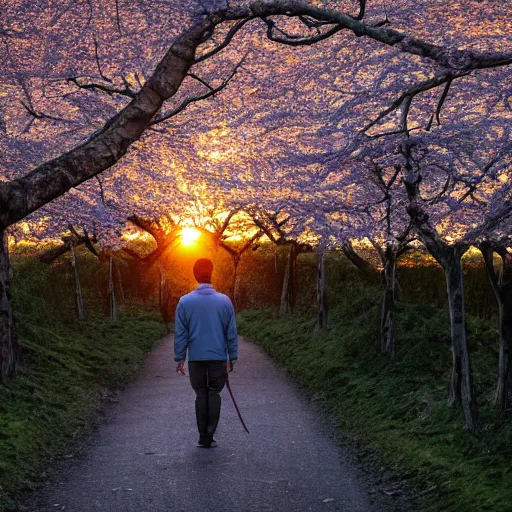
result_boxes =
[180,227,201,246]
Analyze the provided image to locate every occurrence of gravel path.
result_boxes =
[24,336,387,512]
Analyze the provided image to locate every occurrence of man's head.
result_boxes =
[193,258,214,284]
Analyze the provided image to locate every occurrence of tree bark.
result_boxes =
[403,146,478,431]
[411,241,478,430]
[70,245,85,322]
[108,255,118,323]
[39,238,85,264]
[218,229,264,310]
[420,243,477,430]
[279,242,299,315]
[158,263,171,331]
[125,220,181,331]
[233,257,241,309]
[342,240,379,279]
[0,231,19,385]
[495,290,512,412]
[498,280,512,412]
[315,250,328,330]
[126,217,180,268]
[380,243,397,358]
[480,243,512,412]
[116,260,125,304]
[39,227,98,265]
[443,252,477,427]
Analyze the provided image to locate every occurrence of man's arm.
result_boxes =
[174,300,188,363]
[225,299,238,362]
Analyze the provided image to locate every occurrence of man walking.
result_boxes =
[174,258,238,448]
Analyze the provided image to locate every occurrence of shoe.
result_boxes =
[197,435,217,448]
[206,438,218,448]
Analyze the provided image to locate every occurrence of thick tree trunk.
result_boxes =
[380,243,397,358]
[480,244,512,412]
[315,250,328,330]
[233,257,241,309]
[70,245,85,321]
[116,260,125,304]
[0,231,19,385]
[497,283,512,412]
[279,248,292,315]
[498,255,512,412]
[444,253,478,431]
[279,242,298,316]
[404,155,477,430]
[158,263,171,331]
[108,256,118,323]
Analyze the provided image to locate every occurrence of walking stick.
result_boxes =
[226,372,250,434]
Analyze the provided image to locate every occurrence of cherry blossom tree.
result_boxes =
[199,209,264,306]
[477,237,512,413]
[395,130,511,429]
[2,0,512,396]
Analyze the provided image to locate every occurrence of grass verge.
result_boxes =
[237,286,511,512]
[0,259,165,511]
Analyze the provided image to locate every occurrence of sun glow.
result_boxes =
[180,227,201,246]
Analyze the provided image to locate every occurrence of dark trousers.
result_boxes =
[188,361,227,437]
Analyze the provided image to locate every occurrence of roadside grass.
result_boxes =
[237,284,512,512]
[0,257,165,511]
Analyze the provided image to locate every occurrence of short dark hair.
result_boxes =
[193,258,213,283]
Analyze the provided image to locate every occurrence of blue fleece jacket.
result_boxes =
[174,284,238,362]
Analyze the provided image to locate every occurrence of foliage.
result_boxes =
[0,256,165,511]
[2,0,512,249]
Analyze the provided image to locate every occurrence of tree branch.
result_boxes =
[66,77,136,98]
[219,208,241,235]
[426,78,453,130]
[151,57,245,126]
[195,18,253,63]
[68,224,99,257]
[127,215,167,245]
[363,71,466,134]
[342,239,379,274]
[187,72,215,91]
[115,0,122,35]
[93,38,111,82]
[96,176,106,206]
[1,19,214,228]
[20,100,75,128]
[263,18,343,47]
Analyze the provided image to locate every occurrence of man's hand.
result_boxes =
[176,362,186,376]
[228,360,235,373]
